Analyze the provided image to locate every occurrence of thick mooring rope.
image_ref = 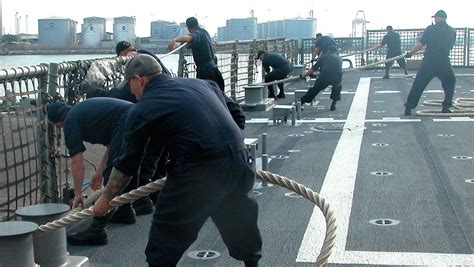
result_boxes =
[256,53,408,87]
[416,98,474,117]
[37,170,336,267]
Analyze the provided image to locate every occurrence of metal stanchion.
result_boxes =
[0,221,38,267]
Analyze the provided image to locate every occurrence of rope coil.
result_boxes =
[37,170,336,267]
[417,98,474,117]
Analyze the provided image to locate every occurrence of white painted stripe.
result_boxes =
[375,90,400,94]
[322,91,355,95]
[297,77,370,262]
[296,77,474,265]
[365,119,421,123]
[424,90,445,93]
[433,117,474,122]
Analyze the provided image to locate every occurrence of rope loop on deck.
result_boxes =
[37,170,336,267]
[416,98,474,117]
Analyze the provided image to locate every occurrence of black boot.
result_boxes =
[67,216,108,246]
[132,196,154,216]
[441,106,452,113]
[330,100,337,111]
[109,203,136,224]
[404,106,412,116]
[244,260,259,267]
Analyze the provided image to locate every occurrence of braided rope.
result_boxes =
[36,171,336,266]
[416,98,474,117]
[256,170,336,267]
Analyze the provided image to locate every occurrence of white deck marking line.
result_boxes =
[433,117,474,122]
[375,90,400,94]
[296,78,474,265]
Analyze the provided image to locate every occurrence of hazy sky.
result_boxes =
[2,0,472,37]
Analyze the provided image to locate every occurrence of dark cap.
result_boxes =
[115,41,133,56]
[432,10,447,18]
[117,54,163,89]
[256,50,266,59]
[185,17,199,28]
[47,101,71,123]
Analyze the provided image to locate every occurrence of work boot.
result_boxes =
[277,92,286,98]
[244,260,259,267]
[330,100,337,111]
[441,106,452,113]
[382,75,389,79]
[109,203,136,224]
[404,106,412,116]
[67,216,108,246]
[132,196,154,216]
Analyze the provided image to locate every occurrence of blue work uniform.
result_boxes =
[262,53,293,98]
[301,52,343,103]
[63,97,134,185]
[381,30,407,75]
[405,21,456,109]
[113,75,262,266]
[189,27,225,91]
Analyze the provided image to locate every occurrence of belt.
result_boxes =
[183,142,247,161]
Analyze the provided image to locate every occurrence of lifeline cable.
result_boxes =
[37,170,336,267]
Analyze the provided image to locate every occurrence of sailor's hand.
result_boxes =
[167,39,176,51]
[92,194,111,217]
[405,51,412,58]
[72,194,84,209]
[305,70,313,77]
[90,175,103,191]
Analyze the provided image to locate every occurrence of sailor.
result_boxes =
[301,45,342,111]
[311,33,337,62]
[374,25,408,79]
[257,50,293,98]
[167,17,225,91]
[47,98,138,246]
[404,10,456,115]
[92,54,262,267]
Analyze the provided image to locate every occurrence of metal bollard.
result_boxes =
[0,221,38,267]
[296,102,301,120]
[16,203,71,267]
[261,133,267,155]
[250,144,257,172]
[262,154,269,171]
[291,106,296,126]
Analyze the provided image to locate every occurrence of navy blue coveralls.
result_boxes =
[301,52,343,104]
[189,27,226,91]
[381,30,407,76]
[113,75,262,266]
[262,53,293,98]
[405,21,456,109]
[63,97,135,187]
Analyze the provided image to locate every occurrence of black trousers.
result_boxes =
[264,65,292,96]
[196,62,225,92]
[405,57,455,109]
[385,52,407,75]
[301,74,342,103]
[145,150,262,266]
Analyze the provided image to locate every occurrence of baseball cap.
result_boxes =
[432,10,447,18]
[117,54,163,89]
[115,41,133,56]
[47,101,71,123]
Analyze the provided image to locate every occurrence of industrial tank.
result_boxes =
[284,18,316,39]
[81,17,106,47]
[113,16,136,44]
[150,20,169,40]
[38,17,77,47]
[165,23,182,40]
[226,18,257,41]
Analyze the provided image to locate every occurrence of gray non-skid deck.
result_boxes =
[69,69,474,266]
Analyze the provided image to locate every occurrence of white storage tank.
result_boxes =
[38,17,77,47]
[150,20,169,41]
[113,16,136,44]
[218,26,227,41]
[284,18,317,39]
[226,18,257,41]
[81,17,106,47]
[165,23,182,40]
